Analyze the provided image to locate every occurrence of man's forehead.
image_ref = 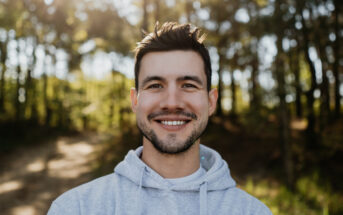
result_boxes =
[139,50,206,80]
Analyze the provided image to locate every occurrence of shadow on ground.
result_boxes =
[0,132,110,215]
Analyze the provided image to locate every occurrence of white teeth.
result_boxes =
[161,121,186,125]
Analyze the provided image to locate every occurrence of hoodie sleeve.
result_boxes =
[47,190,81,215]
[47,201,79,215]
[254,202,273,215]
[249,197,273,215]
[230,188,273,215]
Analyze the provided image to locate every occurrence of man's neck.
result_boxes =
[141,140,200,179]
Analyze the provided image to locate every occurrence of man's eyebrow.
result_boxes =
[177,76,204,86]
[141,76,165,87]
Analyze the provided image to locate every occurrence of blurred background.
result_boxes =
[0,0,342,214]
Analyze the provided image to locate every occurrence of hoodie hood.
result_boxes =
[114,144,236,191]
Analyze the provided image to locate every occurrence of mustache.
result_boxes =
[147,110,197,121]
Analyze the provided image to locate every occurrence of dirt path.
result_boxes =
[0,133,105,215]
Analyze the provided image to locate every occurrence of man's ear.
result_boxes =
[208,88,218,116]
[130,88,138,113]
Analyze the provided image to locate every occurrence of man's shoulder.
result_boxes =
[47,173,117,215]
[59,173,116,199]
[223,187,272,215]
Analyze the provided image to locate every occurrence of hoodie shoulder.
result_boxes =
[229,187,272,215]
[47,173,117,214]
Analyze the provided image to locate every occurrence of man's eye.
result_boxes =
[147,84,162,89]
[182,83,197,88]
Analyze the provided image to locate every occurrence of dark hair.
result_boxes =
[134,22,212,91]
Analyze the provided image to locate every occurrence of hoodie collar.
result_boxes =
[114,144,236,191]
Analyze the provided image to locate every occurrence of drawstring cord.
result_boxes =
[199,181,208,215]
[135,167,145,215]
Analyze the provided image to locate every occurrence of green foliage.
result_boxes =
[243,174,343,215]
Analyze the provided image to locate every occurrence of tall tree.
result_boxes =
[23,37,37,123]
[296,0,318,142]
[333,0,341,118]
[200,0,240,116]
[315,14,330,129]
[274,0,294,188]
[249,40,261,109]
[0,35,7,113]
[215,37,229,117]
[290,44,303,118]
[142,0,149,34]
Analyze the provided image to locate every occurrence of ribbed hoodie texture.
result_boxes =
[47,144,272,215]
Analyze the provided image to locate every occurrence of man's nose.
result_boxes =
[159,86,185,110]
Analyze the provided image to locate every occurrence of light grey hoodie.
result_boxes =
[47,144,272,215]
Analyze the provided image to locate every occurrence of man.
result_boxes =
[48,22,272,215]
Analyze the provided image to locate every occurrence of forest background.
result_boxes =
[0,0,342,214]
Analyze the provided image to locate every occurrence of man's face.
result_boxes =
[131,50,217,154]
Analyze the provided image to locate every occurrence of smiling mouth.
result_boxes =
[154,120,191,126]
[160,120,189,125]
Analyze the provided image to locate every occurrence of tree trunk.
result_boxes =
[142,0,149,34]
[15,65,22,121]
[250,51,260,109]
[333,0,341,118]
[43,73,51,126]
[42,50,52,127]
[25,41,37,123]
[275,0,294,189]
[24,68,32,120]
[315,19,330,130]
[108,72,117,128]
[0,39,8,113]
[319,62,330,130]
[230,67,237,116]
[276,46,294,189]
[299,4,317,137]
[293,46,303,118]
[216,53,224,116]
[30,79,38,123]
[215,36,229,117]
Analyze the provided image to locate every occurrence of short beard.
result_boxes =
[137,117,208,154]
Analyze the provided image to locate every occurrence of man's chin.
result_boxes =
[151,139,195,155]
[137,121,203,154]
